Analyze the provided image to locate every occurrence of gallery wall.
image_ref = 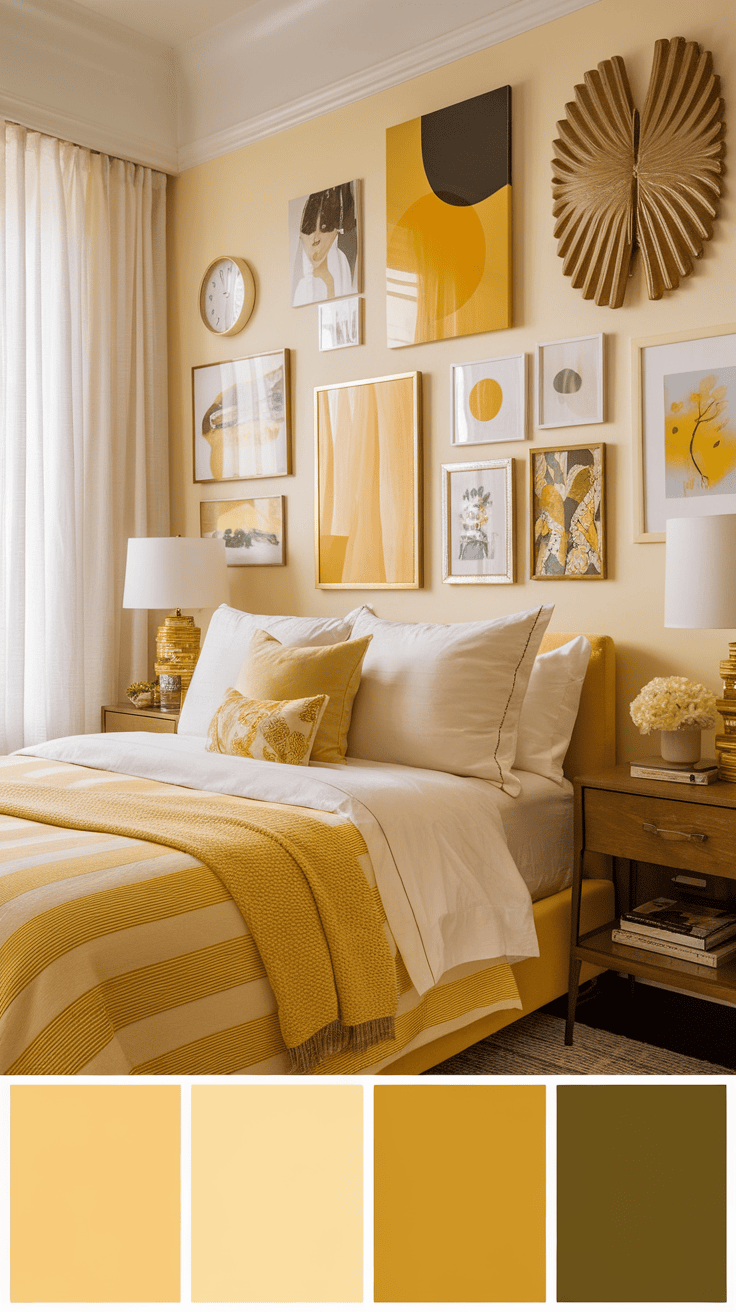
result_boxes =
[166,0,736,763]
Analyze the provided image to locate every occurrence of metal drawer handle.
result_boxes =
[642,821,707,843]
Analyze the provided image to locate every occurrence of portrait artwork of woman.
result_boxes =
[290,181,359,307]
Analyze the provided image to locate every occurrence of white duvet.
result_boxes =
[18,733,539,996]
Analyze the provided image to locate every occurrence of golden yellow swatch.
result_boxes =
[375,1084,545,1302]
[191,1084,362,1302]
[11,1084,180,1303]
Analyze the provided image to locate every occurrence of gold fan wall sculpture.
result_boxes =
[552,37,724,307]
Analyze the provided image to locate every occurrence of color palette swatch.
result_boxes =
[557,1084,727,1303]
[10,1084,180,1303]
[191,1083,363,1302]
[374,1084,546,1302]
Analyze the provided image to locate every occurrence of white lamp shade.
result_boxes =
[665,515,736,629]
[122,537,228,610]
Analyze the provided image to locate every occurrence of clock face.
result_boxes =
[199,257,255,335]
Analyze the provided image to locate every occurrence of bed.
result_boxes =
[0,603,615,1076]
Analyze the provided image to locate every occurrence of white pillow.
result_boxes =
[178,604,367,738]
[514,636,591,785]
[347,605,554,794]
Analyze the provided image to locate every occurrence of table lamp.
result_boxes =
[665,514,736,779]
[123,537,228,709]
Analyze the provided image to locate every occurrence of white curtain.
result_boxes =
[0,123,169,752]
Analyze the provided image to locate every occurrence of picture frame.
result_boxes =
[633,323,736,542]
[199,495,285,566]
[442,459,514,584]
[315,372,421,589]
[289,180,361,307]
[192,349,290,483]
[318,297,362,351]
[451,354,526,446]
[530,442,606,579]
[536,334,604,429]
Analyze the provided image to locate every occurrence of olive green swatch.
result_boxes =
[557,1084,726,1303]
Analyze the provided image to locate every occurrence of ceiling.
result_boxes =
[71,0,263,45]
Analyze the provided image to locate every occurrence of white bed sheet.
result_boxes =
[17,734,540,996]
[493,771,574,902]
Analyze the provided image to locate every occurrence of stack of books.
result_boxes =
[612,896,736,967]
[630,755,719,785]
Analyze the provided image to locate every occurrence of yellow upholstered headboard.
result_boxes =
[538,633,616,782]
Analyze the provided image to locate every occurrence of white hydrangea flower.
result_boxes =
[630,676,717,733]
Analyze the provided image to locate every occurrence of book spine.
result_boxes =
[612,928,733,967]
[630,766,716,784]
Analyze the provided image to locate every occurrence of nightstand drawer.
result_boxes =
[584,788,736,879]
[102,708,177,734]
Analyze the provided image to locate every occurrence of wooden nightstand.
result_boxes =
[567,764,736,1043]
[101,703,179,734]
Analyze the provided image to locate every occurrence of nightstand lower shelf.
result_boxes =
[574,921,736,1007]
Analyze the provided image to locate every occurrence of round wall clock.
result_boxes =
[199,256,256,335]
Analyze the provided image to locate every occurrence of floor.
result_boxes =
[543,973,736,1070]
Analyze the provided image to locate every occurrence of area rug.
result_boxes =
[427,1012,735,1075]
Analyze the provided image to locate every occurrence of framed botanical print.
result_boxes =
[200,496,285,566]
[452,354,526,446]
[536,334,604,428]
[442,459,514,583]
[192,349,290,483]
[314,372,421,588]
[633,323,736,541]
[530,442,606,579]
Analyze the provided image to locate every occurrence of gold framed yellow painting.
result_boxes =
[193,349,290,483]
[386,87,511,348]
[200,496,285,566]
[315,373,421,588]
[633,324,736,542]
[530,443,605,580]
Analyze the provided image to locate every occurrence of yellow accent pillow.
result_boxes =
[206,688,329,766]
[237,629,372,764]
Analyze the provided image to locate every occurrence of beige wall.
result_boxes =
[167,0,735,763]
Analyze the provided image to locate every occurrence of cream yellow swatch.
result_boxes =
[192,1084,362,1302]
[11,1084,180,1302]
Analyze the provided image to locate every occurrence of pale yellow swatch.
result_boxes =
[192,1084,362,1302]
[10,1084,180,1303]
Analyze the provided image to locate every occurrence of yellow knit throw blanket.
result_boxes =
[0,781,397,1073]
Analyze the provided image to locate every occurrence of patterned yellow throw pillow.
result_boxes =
[206,688,329,766]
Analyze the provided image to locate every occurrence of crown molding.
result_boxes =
[177,0,599,172]
[0,90,178,174]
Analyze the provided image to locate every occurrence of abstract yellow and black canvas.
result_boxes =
[386,87,512,348]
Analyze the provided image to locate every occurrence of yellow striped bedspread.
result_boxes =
[0,755,522,1075]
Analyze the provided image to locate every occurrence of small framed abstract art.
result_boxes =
[536,334,604,429]
[200,496,285,566]
[315,372,421,589]
[530,442,605,579]
[633,323,736,542]
[442,459,514,583]
[192,349,290,483]
[452,354,526,446]
[318,297,362,351]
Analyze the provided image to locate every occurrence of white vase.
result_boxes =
[660,727,702,763]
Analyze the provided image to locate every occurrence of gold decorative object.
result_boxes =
[126,682,155,708]
[154,613,201,706]
[552,37,724,307]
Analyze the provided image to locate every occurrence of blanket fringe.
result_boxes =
[289,1016,395,1074]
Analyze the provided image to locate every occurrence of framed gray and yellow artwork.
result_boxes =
[192,349,290,483]
[530,442,605,579]
[289,181,361,307]
[200,496,285,566]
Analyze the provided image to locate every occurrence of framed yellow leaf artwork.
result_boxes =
[530,443,606,580]
[633,324,736,542]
